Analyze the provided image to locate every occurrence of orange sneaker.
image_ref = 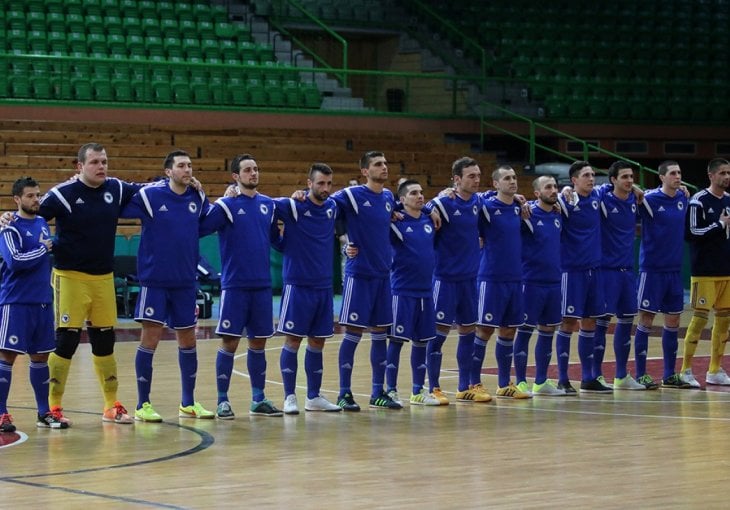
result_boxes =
[103,401,133,424]
[50,406,72,427]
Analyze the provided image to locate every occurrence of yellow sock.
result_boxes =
[709,315,730,374]
[93,354,119,410]
[48,353,72,409]
[681,315,708,372]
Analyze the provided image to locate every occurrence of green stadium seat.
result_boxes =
[192,83,212,104]
[243,60,264,81]
[31,76,53,99]
[172,81,192,104]
[153,82,172,103]
[193,3,213,22]
[123,16,143,37]
[28,31,49,54]
[72,78,93,100]
[215,22,237,39]
[300,82,321,108]
[6,11,26,32]
[198,21,216,39]
[142,17,161,37]
[93,79,114,101]
[265,80,286,106]
[239,41,258,61]
[10,76,31,99]
[283,80,303,107]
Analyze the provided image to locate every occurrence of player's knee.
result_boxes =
[55,328,82,359]
[88,327,116,356]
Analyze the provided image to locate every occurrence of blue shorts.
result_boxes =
[390,294,436,342]
[522,282,562,327]
[217,288,274,339]
[561,269,606,318]
[603,269,638,317]
[340,275,392,328]
[135,286,197,329]
[277,284,334,338]
[637,271,684,315]
[433,278,477,327]
[477,280,523,327]
[0,303,55,355]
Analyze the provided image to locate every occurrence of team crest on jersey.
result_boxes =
[222,319,231,329]
[472,205,478,215]
[642,299,650,308]
[326,208,333,219]
[396,325,404,334]
[678,202,684,210]
[61,314,70,324]
[631,204,637,213]
[424,224,433,234]
[8,335,18,346]
[385,202,392,212]
[554,219,561,229]
[145,306,155,316]
[349,312,359,322]
[591,201,599,209]
[260,204,269,215]
[103,192,113,204]
[42,226,50,237]
[436,311,445,320]
[567,306,575,314]
[514,206,520,215]
[188,202,198,213]
[484,313,493,322]
[285,321,294,330]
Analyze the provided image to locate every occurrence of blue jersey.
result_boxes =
[200,193,277,289]
[638,188,687,273]
[275,195,337,288]
[521,203,562,284]
[685,188,730,277]
[331,185,395,278]
[390,213,435,297]
[122,181,208,288]
[558,190,602,271]
[598,185,638,270]
[0,215,53,304]
[478,196,522,282]
[39,177,141,274]
[427,193,481,282]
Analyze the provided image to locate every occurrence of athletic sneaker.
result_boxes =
[37,408,69,429]
[102,401,133,424]
[283,394,300,415]
[636,374,660,390]
[596,375,614,389]
[532,380,567,396]
[496,381,532,399]
[336,393,361,412]
[50,406,72,426]
[613,375,647,391]
[304,395,342,412]
[369,391,403,409]
[662,373,693,389]
[179,402,215,419]
[135,402,163,422]
[249,399,283,417]
[0,413,16,433]
[680,369,702,388]
[216,401,235,420]
[431,387,450,405]
[409,388,441,406]
[516,381,533,396]
[386,389,403,406]
[455,383,493,403]
[557,381,578,395]
[580,378,613,393]
[706,368,730,386]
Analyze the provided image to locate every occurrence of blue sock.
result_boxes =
[534,330,554,385]
[29,361,50,415]
[593,317,610,378]
[556,330,572,384]
[179,347,198,407]
[578,330,595,382]
[215,348,235,404]
[426,332,447,391]
[662,326,679,380]
[280,344,298,396]
[338,331,361,396]
[370,332,387,398]
[135,346,155,409]
[385,339,404,392]
[470,336,487,386]
[0,360,12,414]
[613,318,633,380]
[247,347,267,402]
[513,326,533,383]
[456,332,475,391]
[305,345,323,400]
[495,336,514,388]
[634,324,650,377]
[411,340,428,394]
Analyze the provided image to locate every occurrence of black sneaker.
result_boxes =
[556,381,578,396]
[369,391,403,409]
[37,409,70,429]
[0,413,16,433]
[661,374,693,389]
[580,378,613,393]
[337,392,361,412]
[249,399,283,417]
[637,374,660,390]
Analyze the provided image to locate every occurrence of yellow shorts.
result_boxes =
[689,276,730,312]
[52,269,117,328]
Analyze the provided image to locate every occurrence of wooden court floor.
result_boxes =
[1,327,729,509]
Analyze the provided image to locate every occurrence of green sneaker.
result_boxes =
[636,374,659,390]
[515,381,532,396]
[179,402,215,419]
[216,401,235,420]
[134,402,163,422]
[596,375,613,390]
[249,399,283,417]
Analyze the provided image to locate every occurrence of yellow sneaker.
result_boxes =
[431,387,450,405]
[496,381,532,399]
[134,402,163,422]
[179,401,215,419]
[455,383,492,403]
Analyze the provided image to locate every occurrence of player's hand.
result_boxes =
[345,243,358,258]
[631,184,645,204]
[391,211,404,222]
[680,185,690,198]
[560,186,574,202]
[189,176,203,192]
[39,234,53,252]
[223,184,240,198]
[437,187,456,199]
[291,189,306,201]
[0,211,14,228]
[514,193,526,205]
[521,203,532,219]
[430,209,442,230]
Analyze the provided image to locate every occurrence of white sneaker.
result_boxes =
[387,389,402,406]
[681,369,702,388]
[706,367,730,385]
[613,374,647,390]
[283,394,299,415]
[409,389,441,406]
[531,380,567,396]
[304,395,342,412]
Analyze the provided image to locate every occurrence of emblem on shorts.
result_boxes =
[396,325,404,334]
[188,202,198,213]
[145,306,155,316]
[260,204,269,214]
[699,297,707,305]
[524,313,528,321]
[349,312,359,322]
[436,311,445,320]
[642,299,650,307]
[222,319,231,329]
[567,306,575,314]
[285,321,294,330]
[8,335,18,345]
[104,192,113,204]
[485,313,493,321]
[61,314,70,324]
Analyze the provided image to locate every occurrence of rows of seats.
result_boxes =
[263,0,388,24]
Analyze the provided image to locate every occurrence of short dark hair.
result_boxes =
[164,150,190,170]
[12,176,38,197]
[608,160,633,181]
[360,151,384,170]
[568,160,591,179]
[492,165,514,181]
[452,157,478,178]
[658,160,679,175]
[397,179,420,198]
[309,162,332,180]
[532,175,556,191]
[230,153,255,174]
[708,158,730,174]
[78,143,105,163]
